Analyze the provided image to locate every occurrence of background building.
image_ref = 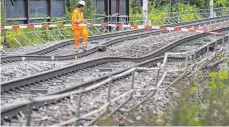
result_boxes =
[3,0,65,24]
[94,0,129,24]
[2,0,129,24]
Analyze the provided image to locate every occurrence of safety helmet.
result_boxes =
[78,1,85,6]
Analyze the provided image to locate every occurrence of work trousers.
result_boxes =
[73,28,88,49]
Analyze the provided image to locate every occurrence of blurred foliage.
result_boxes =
[208,71,228,88]
[215,0,229,7]
[130,0,228,25]
[130,1,198,25]
[163,70,229,126]
[132,0,229,9]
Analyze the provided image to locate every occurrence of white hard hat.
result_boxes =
[78,1,85,6]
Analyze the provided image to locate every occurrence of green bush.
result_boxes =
[130,0,199,25]
[164,70,229,126]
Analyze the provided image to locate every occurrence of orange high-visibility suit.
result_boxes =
[72,8,88,51]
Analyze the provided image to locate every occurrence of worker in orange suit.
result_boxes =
[72,1,88,53]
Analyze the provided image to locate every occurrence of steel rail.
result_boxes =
[0,56,181,121]
[1,33,227,121]
[1,16,229,64]
[0,30,157,63]
[1,19,229,122]
[2,29,145,56]
[1,26,228,92]
[0,29,146,57]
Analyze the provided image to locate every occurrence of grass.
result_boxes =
[0,27,75,49]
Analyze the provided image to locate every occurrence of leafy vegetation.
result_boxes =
[163,69,229,126]
[130,0,229,25]
[131,0,229,10]
[130,1,199,25]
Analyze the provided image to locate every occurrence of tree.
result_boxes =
[65,0,96,20]
[215,0,229,7]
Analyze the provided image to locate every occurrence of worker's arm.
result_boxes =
[72,12,83,24]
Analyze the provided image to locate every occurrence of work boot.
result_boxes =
[82,42,88,51]
[74,46,80,53]
[81,46,87,51]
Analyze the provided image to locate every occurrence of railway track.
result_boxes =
[3,28,226,84]
[1,61,136,106]
[39,38,228,126]
[44,31,150,56]
[3,29,146,55]
[0,56,184,126]
[2,20,228,95]
[1,22,228,125]
[2,35,227,126]
[1,16,229,122]
[4,27,218,103]
[0,31,192,83]
[1,18,229,84]
[104,42,229,126]
[39,68,179,126]
[1,26,228,91]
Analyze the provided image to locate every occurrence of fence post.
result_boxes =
[77,92,82,118]
[192,50,196,71]
[185,52,189,72]
[214,40,218,52]
[227,34,229,86]
[155,69,160,85]
[207,44,210,53]
[130,70,135,99]
[222,36,225,45]
[107,78,112,111]
[26,97,33,126]
[75,92,82,125]
[227,33,229,44]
